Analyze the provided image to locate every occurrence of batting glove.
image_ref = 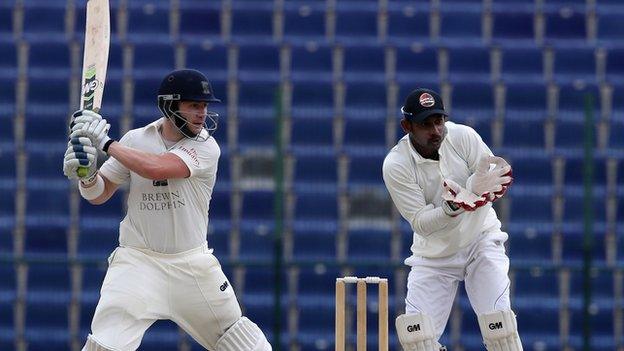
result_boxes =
[63,136,98,181]
[468,155,513,201]
[441,179,488,216]
[69,109,102,134]
[71,118,112,153]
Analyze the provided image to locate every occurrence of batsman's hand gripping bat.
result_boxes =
[76,0,110,177]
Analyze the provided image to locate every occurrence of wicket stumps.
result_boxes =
[335,276,389,351]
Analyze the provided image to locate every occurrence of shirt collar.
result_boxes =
[402,134,442,164]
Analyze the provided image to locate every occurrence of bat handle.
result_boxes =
[77,167,89,178]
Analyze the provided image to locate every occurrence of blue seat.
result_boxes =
[290,114,334,148]
[544,8,586,43]
[555,120,586,149]
[0,3,13,40]
[347,228,392,261]
[294,190,338,222]
[237,116,275,149]
[394,46,439,84]
[25,222,67,255]
[561,156,607,186]
[291,82,334,119]
[492,10,535,45]
[448,82,495,121]
[507,224,553,262]
[387,7,430,44]
[290,43,333,82]
[132,42,176,78]
[509,154,553,186]
[606,48,624,84]
[335,7,378,44]
[22,3,66,40]
[209,188,231,221]
[179,3,221,41]
[26,79,70,142]
[500,47,544,84]
[597,12,624,45]
[231,4,274,43]
[347,152,384,186]
[343,80,387,118]
[185,42,228,81]
[514,303,560,347]
[241,190,275,221]
[503,82,548,119]
[238,44,281,82]
[553,47,597,84]
[78,223,119,260]
[292,224,337,260]
[561,227,606,264]
[295,265,342,300]
[507,189,553,222]
[296,303,335,349]
[503,119,546,148]
[342,45,386,83]
[0,76,15,120]
[141,320,180,350]
[126,2,171,42]
[26,146,66,181]
[101,75,123,115]
[612,83,624,122]
[0,42,16,79]
[463,118,492,146]
[28,263,71,294]
[609,120,624,148]
[80,190,125,220]
[293,153,338,186]
[343,116,386,151]
[28,42,71,78]
[512,268,558,299]
[132,76,162,106]
[239,220,274,260]
[26,186,71,223]
[557,83,600,121]
[283,2,326,43]
[446,46,492,83]
[237,81,279,118]
[439,9,482,43]
[207,219,230,257]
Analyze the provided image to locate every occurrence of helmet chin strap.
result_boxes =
[157,98,217,142]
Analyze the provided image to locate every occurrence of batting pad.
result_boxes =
[395,313,442,351]
[216,316,272,351]
[477,310,523,351]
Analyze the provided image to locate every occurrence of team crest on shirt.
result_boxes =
[419,93,435,107]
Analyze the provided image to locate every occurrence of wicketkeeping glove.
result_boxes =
[63,136,98,180]
[441,179,488,216]
[468,155,513,201]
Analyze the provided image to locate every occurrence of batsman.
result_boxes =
[383,88,522,350]
[63,69,272,351]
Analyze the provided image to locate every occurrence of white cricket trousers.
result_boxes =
[89,243,242,350]
[405,231,511,340]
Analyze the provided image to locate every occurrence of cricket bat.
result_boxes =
[77,0,110,177]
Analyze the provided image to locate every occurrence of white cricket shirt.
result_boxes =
[99,118,220,254]
[382,122,504,259]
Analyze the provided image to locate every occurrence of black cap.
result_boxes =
[158,69,221,103]
[401,88,447,123]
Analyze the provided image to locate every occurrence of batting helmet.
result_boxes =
[157,69,220,141]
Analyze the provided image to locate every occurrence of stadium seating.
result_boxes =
[2,0,621,349]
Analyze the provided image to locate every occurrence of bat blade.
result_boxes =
[77,0,110,177]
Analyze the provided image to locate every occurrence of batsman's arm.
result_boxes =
[106,141,191,180]
[80,174,119,205]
